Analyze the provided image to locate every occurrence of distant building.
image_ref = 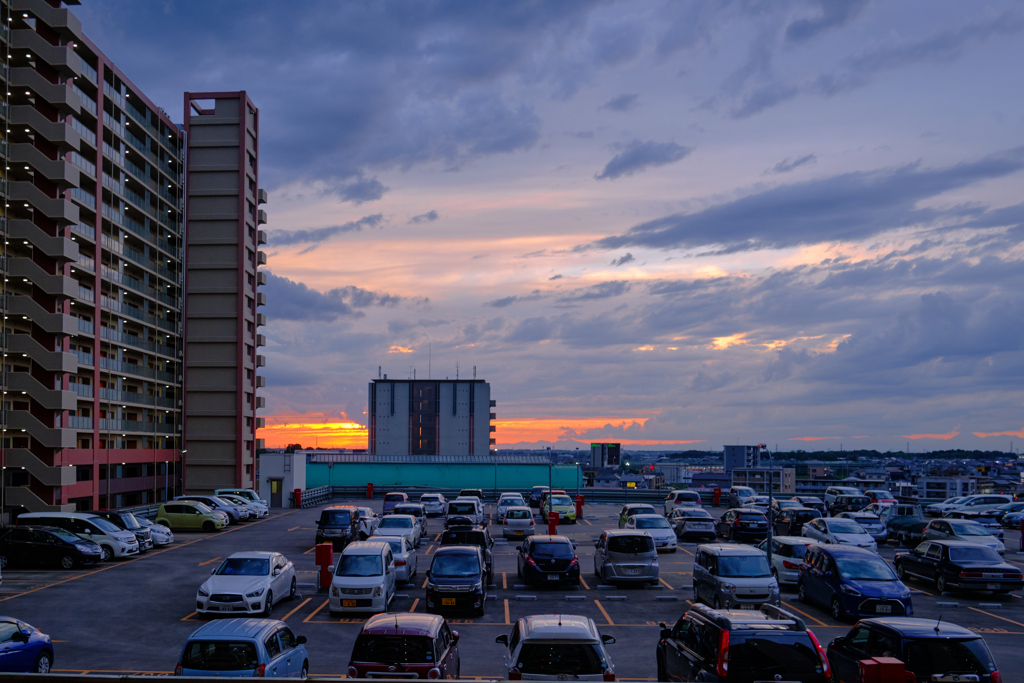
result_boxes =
[590,443,621,468]
[724,445,762,473]
[732,467,796,494]
[368,378,493,456]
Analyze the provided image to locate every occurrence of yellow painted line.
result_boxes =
[579,576,590,590]
[782,601,828,627]
[288,526,300,532]
[594,599,614,626]
[504,598,511,625]
[677,546,694,556]
[409,598,419,612]
[197,557,221,567]
[968,606,1024,628]
[659,578,674,590]
[502,572,507,590]
[422,576,429,589]
[303,599,329,623]
[685,600,694,606]
[303,546,317,555]
[582,519,592,526]
[281,597,311,622]
[180,611,197,622]
[434,533,442,541]
[425,545,435,555]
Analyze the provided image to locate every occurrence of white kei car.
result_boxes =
[196,551,297,617]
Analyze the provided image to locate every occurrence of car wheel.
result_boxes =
[895,562,906,580]
[657,653,668,682]
[797,582,808,603]
[831,597,844,621]
[713,595,721,609]
[35,651,52,674]
[101,545,114,562]
[263,591,273,617]
[301,662,308,679]
[202,521,215,532]
[936,574,947,593]
[0,554,9,569]
[290,577,297,600]
[59,554,75,570]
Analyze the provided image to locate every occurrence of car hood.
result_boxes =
[148,523,172,536]
[376,527,415,538]
[844,577,907,598]
[833,533,874,545]
[202,574,268,594]
[641,528,675,541]
[429,574,482,587]
[332,574,385,588]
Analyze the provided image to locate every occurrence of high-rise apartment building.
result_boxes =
[0,0,187,518]
[368,378,495,456]
[183,92,265,493]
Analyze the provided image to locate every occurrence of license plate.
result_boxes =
[220,605,232,612]
[342,600,356,607]
[987,583,1001,590]
[442,598,457,606]
[515,530,524,535]
[875,605,892,614]
[625,568,640,575]
[547,574,559,581]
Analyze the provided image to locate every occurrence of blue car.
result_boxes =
[176,618,308,678]
[797,544,912,621]
[0,616,54,673]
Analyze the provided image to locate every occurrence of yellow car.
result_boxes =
[542,494,577,523]
[155,501,228,532]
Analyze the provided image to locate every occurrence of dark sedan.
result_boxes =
[829,495,870,515]
[773,507,818,536]
[0,526,102,569]
[515,535,580,587]
[895,540,1023,594]
[716,509,769,542]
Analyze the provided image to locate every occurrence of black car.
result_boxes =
[895,540,1023,594]
[829,495,870,515]
[86,510,153,552]
[773,507,818,536]
[656,603,831,683]
[792,496,828,516]
[827,617,1001,683]
[716,509,769,542]
[991,501,1024,524]
[315,506,362,549]
[769,499,805,519]
[425,546,487,617]
[440,525,493,578]
[0,525,102,569]
[516,534,580,587]
[528,486,549,508]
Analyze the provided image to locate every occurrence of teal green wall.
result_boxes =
[306,462,582,491]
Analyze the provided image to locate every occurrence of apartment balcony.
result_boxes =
[6,448,76,487]
[6,372,78,411]
[256,251,267,266]
[98,419,177,435]
[489,400,496,407]
[255,396,266,409]
[257,271,267,286]
[256,334,266,347]
[257,188,268,204]
[255,417,265,429]
[256,313,266,327]
[257,209,268,225]
[10,105,82,151]
[257,229,267,245]
[256,355,266,368]
[12,0,84,39]
[1,411,76,449]
[10,67,81,117]
[11,28,83,79]
[489,425,496,432]
[490,413,496,420]
[8,180,80,224]
[256,292,267,306]
[2,256,77,299]
[255,376,265,388]
[4,294,77,335]
[3,218,79,262]
[8,142,79,189]
[1,332,77,373]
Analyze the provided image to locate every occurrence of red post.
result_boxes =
[367,482,374,499]
[859,657,906,683]
[314,543,334,591]
[294,488,302,508]
[548,511,558,535]
[1020,519,1023,553]
[575,494,585,521]
[713,487,721,506]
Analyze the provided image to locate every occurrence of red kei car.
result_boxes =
[348,613,461,679]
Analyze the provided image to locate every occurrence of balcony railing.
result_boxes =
[70,222,95,241]
[68,382,94,398]
[98,356,176,383]
[70,116,97,147]
[73,253,95,272]
[101,145,124,167]
[99,387,176,409]
[67,150,96,177]
[77,286,94,302]
[103,111,124,138]
[69,186,95,207]
[80,60,97,83]
[71,84,97,115]
[99,418,176,434]
[103,81,125,109]
[99,324,178,358]
[100,294,175,333]
[72,349,94,366]
[76,318,94,334]
[69,416,93,429]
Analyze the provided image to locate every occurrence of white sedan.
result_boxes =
[196,551,297,616]
[375,535,418,583]
[624,514,677,552]
[801,517,878,551]
[136,517,174,546]
[374,514,421,548]
[219,493,269,518]
[496,493,527,522]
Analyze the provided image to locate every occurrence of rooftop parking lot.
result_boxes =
[3,498,1024,680]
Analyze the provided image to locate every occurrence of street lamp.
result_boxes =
[761,443,774,569]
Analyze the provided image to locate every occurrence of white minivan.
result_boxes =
[328,540,397,616]
[17,512,140,561]
[445,497,484,525]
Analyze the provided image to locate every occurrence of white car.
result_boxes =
[495,614,616,681]
[219,494,269,519]
[419,493,447,517]
[496,493,527,522]
[836,511,888,543]
[801,517,878,552]
[501,506,536,539]
[355,506,381,538]
[136,517,174,546]
[624,514,677,553]
[664,490,703,516]
[374,514,421,548]
[942,494,1014,515]
[824,486,863,509]
[923,519,1005,554]
[925,496,969,517]
[196,551,297,617]
[376,535,418,583]
[755,536,816,586]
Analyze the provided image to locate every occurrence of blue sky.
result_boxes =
[76,0,1024,451]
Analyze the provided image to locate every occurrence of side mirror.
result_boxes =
[602,634,616,645]
[451,631,460,643]
[660,628,672,640]
[833,636,846,647]
[425,570,431,578]
[273,568,282,576]
[595,541,601,548]
[296,636,307,645]
[495,635,508,646]
[18,629,31,642]
[516,545,523,551]
[210,568,217,574]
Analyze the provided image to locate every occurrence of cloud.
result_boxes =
[506,317,556,343]
[326,175,388,204]
[485,290,544,308]
[271,214,384,250]
[599,93,639,112]
[595,140,693,180]
[589,21,644,67]
[764,154,817,175]
[548,274,564,281]
[409,210,440,224]
[591,147,1024,253]
[610,253,635,267]
[784,0,871,44]
[262,272,402,322]
[557,280,632,303]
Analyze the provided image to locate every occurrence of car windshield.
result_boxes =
[351,634,436,664]
[794,511,817,523]
[516,643,607,676]
[550,496,572,506]
[943,497,967,504]
[379,517,413,528]
[531,542,574,559]
[181,641,259,671]
[421,495,441,502]
[193,503,213,514]
[949,546,1002,563]
[500,496,524,505]
[117,514,141,529]
[903,638,994,678]
[395,507,421,516]
[431,553,480,577]
[216,557,269,576]
[626,507,655,516]
[737,512,766,521]
[337,554,383,576]
[608,535,655,553]
[91,518,122,533]
[51,528,85,544]
[718,555,772,578]
[321,511,352,525]
[679,509,711,519]
[726,634,824,677]
[384,494,405,502]
[827,519,867,534]
[836,556,896,580]
[776,501,800,508]
[506,509,531,520]
[634,517,670,529]
[949,522,990,536]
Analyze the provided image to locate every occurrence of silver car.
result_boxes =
[593,530,659,585]
[693,543,780,609]
[419,493,447,517]
[837,511,888,543]
[501,506,536,539]
[378,535,418,583]
[496,493,527,522]
[623,514,677,553]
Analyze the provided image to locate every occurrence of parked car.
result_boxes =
[1002,510,1024,529]
[798,544,912,621]
[827,618,1001,683]
[382,492,409,515]
[418,493,447,517]
[329,540,397,617]
[516,535,580,587]
[667,507,716,543]
[176,618,307,678]
[377,536,417,583]
[445,497,484,526]
[0,526,101,569]
[135,517,174,546]
[392,504,429,537]
[755,536,817,587]
[893,521,930,548]
[439,525,493,577]
[86,510,153,552]
[496,493,527,521]
[942,510,1005,539]
[772,507,818,537]
[541,493,577,523]
[836,511,888,544]
[745,496,771,515]
[593,530,659,585]
[459,489,485,503]
[791,496,827,516]
[943,494,1014,515]
[495,615,615,681]
[537,490,567,513]
[925,496,970,517]
[374,515,422,549]
[623,514,676,552]
[829,494,870,515]
[0,616,54,673]
[864,489,897,504]
[175,495,251,524]
[156,501,227,533]
[877,503,925,539]
[214,488,269,507]
[990,501,1024,525]
[218,494,269,519]
[664,489,702,516]
[923,519,1005,554]
[693,543,780,609]
[347,613,460,679]
[425,546,488,617]
[500,506,536,539]
[617,504,656,528]
[354,506,381,539]
[824,486,864,509]
[529,486,550,509]
[728,486,757,508]
[895,540,1023,594]
[716,509,769,543]
[17,512,140,561]
[315,506,362,550]
[801,517,877,551]
[656,604,831,683]
[196,552,297,617]
[769,498,805,518]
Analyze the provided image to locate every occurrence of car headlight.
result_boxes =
[840,584,860,596]
[900,588,911,599]
[372,585,383,597]
[472,582,483,592]
[426,582,439,592]
[720,582,737,593]
[246,587,266,598]
[770,583,780,593]
[331,586,340,597]
[198,586,210,597]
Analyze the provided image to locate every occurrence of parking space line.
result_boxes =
[302,546,316,555]
[180,611,198,622]
[782,601,828,627]
[434,533,442,542]
[288,526,300,532]
[409,598,419,612]
[677,546,694,556]
[197,557,221,567]
[502,572,507,590]
[422,577,429,589]
[579,577,590,590]
[281,597,311,622]
[504,599,510,624]
[659,578,673,590]
[303,599,329,623]
[594,599,614,625]
[968,606,1024,628]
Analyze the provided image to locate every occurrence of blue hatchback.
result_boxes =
[176,618,308,678]
[798,544,912,621]
[0,616,54,673]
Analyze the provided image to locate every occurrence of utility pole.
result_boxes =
[762,443,774,571]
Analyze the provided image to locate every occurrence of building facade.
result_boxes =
[731,467,796,494]
[368,378,493,456]
[0,0,187,518]
[590,442,620,468]
[724,445,762,473]
[183,91,265,494]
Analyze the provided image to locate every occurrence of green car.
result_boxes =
[155,501,227,532]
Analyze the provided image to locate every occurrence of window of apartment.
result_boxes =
[245,417,253,428]
[248,153,255,169]
[246,321,254,334]
[246,369,254,381]
[248,177,256,194]
[246,344,254,357]
[247,273,255,287]
[245,393,253,406]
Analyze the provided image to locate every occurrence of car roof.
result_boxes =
[323,505,359,511]
[629,514,664,519]
[521,615,599,641]
[926,539,995,547]
[382,514,416,521]
[188,618,280,640]
[817,544,878,557]
[842,511,878,518]
[227,551,276,559]
[605,529,653,537]
[783,507,817,513]
[625,503,655,510]
[860,618,978,638]
[361,612,443,637]
[451,497,479,503]
[529,535,572,543]
[771,536,816,544]
[433,545,482,557]
[19,511,100,520]
[343,541,391,555]
[699,543,765,556]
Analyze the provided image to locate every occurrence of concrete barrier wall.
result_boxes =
[306,462,582,491]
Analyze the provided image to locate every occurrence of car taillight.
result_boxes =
[347,666,358,678]
[991,670,1002,683]
[961,571,983,578]
[504,518,509,525]
[782,560,801,569]
[174,664,182,676]
[427,667,441,679]
[529,518,535,526]
[526,556,538,567]
[715,630,729,677]
[569,556,579,567]
[509,668,522,680]
[603,669,616,681]
[807,629,830,676]
[253,664,265,678]
[395,560,406,566]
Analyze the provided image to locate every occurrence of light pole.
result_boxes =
[761,443,774,569]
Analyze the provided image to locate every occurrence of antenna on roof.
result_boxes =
[934,614,943,633]
[395,613,399,630]
[558,614,562,626]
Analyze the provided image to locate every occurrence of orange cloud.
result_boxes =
[388,345,415,354]
[261,412,368,449]
[494,416,699,447]
[709,333,748,350]
[902,432,959,440]
[973,428,1024,439]
[788,436,843,441]
[633,345,655,352]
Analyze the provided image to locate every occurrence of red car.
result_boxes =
[864,489,897,504]
[348,613,460,679]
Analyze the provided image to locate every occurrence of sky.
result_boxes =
[76,0,1024,452]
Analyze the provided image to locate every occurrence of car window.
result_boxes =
[949,546,1002,563]
[217,558,270,576]
[508,622,521,653]
[718,555,771,578]
[869,630,897,658]
[607,535,655,553]
[682,619,702,655]
[836,556,896,580]
[431,553,480,577]
[727,633,825,678]
[337,554,383,576]
[531,542,574,559]
[352,634,436,664]
[846,626,871,653]
[903,638,994,678]
[279,628,297,651]
[321,511,352,525]
[925,545,943,560]
[182,641,260,671]
[0,622,20,643]
[516,643,608,676]
[265,633,282,658]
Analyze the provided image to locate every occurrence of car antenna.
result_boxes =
[934,614,943,633]
[558,614,562,626]
[395,613,399,630]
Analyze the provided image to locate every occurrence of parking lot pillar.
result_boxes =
[315,543,334,591]
[367,482,374,499]
[294,489,302,508]
[575,494,584,521]
[713,487,721,506]
[548,511,558,535]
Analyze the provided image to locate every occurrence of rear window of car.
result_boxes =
[384,494,405,502]
[903,638,994,678]
[516,643,607,676]
[351,634,436,664]
[182,641,259,671]
[780,543,810,559]
[506,509,531,520]
[736,512,766,521]
[321,511,351,525]
[608,535,655,553]
[449,503,476,514]
[394,506,421,515]
[726,633,824,677]
[442,530,485,546]
[794,511,817,523]
[531,542,574,559]
[379,517,413,528]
